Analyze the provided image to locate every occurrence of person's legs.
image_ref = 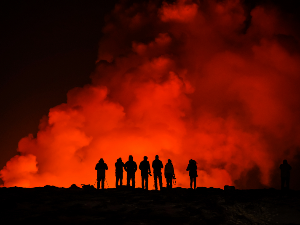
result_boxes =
[142,177,145,189]
[97,180,100,189]
[127,174,131,186]
[145,177,148,190]
[169,177,172,188]
[190,177,192,189]
[286,176,290,190]
[194,177,196,189]
[132,175,135,188]
[154,174,158,190]
[166,176,172,188]
[159,175,162,190]
[281,177,285,190]
[101,178,105,189]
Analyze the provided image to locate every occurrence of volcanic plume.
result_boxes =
[1,0,300,189]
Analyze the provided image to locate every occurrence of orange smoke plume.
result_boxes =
[2,0,300,189]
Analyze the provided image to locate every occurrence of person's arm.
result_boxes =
[105,163,108,170]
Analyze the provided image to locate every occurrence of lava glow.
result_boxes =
[1,0,300,189]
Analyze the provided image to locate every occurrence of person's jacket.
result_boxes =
[124,160,137,174]
[280,163,292,178]
[164,162,174,177]
[95,162,108,179]
[115,160,124,175]
[139,160,151,177]
[152,159,163,174]
[186,161,197,178]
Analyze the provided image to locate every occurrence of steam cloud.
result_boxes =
[2,0,300,189]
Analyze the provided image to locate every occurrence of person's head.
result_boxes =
[283,159,288,164]
[155,155,159,160]
[168,159,171,163]
[129,155,133,161]
[117,157,122,162]
[144,156,148,160]
[99,158,104,163]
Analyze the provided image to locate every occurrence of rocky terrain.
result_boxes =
[1,186,300,224]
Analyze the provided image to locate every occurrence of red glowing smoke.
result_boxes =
[2,0,300,189]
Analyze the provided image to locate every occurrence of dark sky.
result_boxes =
[0,1,119,182]
[1,0,300,186]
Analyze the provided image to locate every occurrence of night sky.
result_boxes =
[1,0,300,187]
[0,1,119,184]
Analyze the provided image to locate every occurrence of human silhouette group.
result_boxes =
[95,155,198,190]
[95,157,292,190]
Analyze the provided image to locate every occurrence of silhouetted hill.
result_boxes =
[1,186,299,224]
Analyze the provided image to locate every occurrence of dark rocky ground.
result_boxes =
[1,186,300,225]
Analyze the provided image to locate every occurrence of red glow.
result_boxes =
[1,0,300,189]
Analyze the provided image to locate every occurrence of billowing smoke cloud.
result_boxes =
[2,0,300,189]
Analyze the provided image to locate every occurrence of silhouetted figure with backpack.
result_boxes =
[152,155,163,190]
[95,158,108,189]
[139,156,151,190]
[280,159,292,190]
[186,159,197,189]
[165,159,175,189]
[124,155,137,188]
[115,158,125,187]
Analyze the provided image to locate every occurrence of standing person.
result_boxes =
[164,159,175,189]
[95,158,108,189]
[124,155,137,188]
[152,155,163,190]
[139,156,151,190]
[186,159,197,189]
[280,159,292,190]
[115,158,125,187]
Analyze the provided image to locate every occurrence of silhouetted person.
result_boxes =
[186,159,197,189]
[115,158,125,187]
[165,159,175,189]
[152,155,163,190]
[280,159,292,190]
[95,158,108,189]
[124,155,137,188]
[139,156,151,190]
